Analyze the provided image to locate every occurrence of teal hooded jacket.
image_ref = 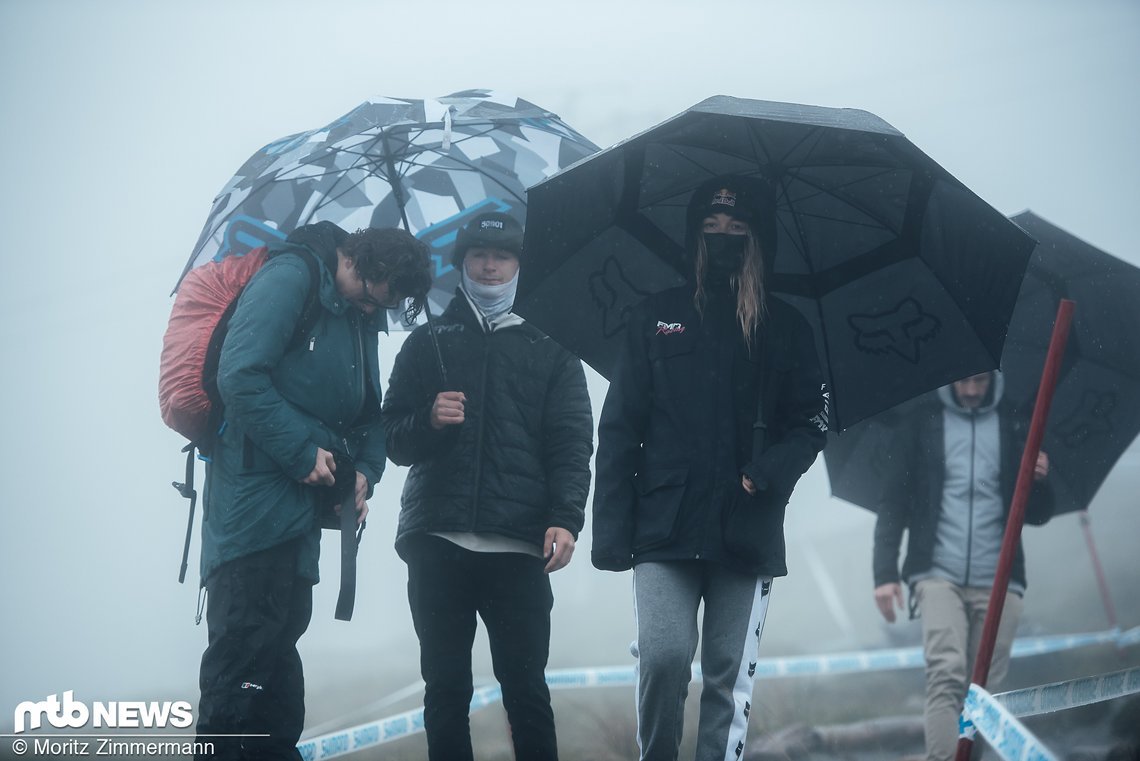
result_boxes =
[201,222,387,584]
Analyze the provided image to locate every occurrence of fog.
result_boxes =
[1,0,1137,740]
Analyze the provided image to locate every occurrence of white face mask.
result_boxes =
[461,267,519,320]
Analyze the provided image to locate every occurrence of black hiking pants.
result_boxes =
[196,539,313,761]
[405,534,557,761]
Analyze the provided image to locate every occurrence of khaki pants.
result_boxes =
[915,578,1024,761]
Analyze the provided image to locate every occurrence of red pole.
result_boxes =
[1079,510,1119,632]
[954,299,1074,761]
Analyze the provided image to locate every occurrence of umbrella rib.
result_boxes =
[881,138,1012,367]
[748,121,905,234]
[762,127,902,431]
[767,121,826,168]
[280,130,400,222]
[206,120,534,246]
[781,167,904,235]
[768,172,845,429]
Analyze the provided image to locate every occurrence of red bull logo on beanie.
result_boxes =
[711,189,738,208]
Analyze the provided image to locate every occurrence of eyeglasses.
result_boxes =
[359,276,404,311]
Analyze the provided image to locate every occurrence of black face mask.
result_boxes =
[703,233,747,281]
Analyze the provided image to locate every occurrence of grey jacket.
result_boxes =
[922,374,1010,591]
[873,373,1054,594]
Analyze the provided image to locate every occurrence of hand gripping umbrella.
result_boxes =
[516,96,1036,431]
[177,89,599,335]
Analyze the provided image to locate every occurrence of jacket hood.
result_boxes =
[938,370,1004,416]
[273,221,347,268]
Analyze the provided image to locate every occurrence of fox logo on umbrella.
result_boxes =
[588,257,651,338]
[1056,389,1117,448]
[848,297,942,363]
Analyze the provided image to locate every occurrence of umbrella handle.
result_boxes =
[423,300,449,388]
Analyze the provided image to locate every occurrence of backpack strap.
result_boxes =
[173,442,198,584]
[328,451,365,621]
[286,246,326,349]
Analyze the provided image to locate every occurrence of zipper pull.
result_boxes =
[308,337,316,351]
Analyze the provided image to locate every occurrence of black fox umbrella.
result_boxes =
[177,89,598,326]
[824,211,1140,515]
[1003,211,1140,514]
[516,96,1036,431]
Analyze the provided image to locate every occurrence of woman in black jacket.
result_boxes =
[592,175,828,761]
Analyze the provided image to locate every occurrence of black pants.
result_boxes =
[405,534,557,761]
[196,540,313,761]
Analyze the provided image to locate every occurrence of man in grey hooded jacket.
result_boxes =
[872,370,1053,761]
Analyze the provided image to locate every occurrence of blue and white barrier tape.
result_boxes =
[297,684,501,761]
[1009,628,1123,658]
[546,626,1137,685]
[995,666,1140,718]
[298,626,1139,759]
[961,684,1059,761]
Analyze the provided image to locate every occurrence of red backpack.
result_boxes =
[159,246,322,445]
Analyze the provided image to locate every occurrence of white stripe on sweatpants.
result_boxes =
[720,577,772,761]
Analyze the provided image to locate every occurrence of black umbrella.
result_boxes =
[516,96,1036,431]
[1004,211,1140,515]
[821,393,930,510]
[824,211,1140,516]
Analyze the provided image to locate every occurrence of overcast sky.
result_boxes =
[1,0,1137,738]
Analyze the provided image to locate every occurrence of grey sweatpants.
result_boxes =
[632,561,772,761]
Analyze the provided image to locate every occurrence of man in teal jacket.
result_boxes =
[195,221,430,760]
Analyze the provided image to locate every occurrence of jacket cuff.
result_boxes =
[549,512,584,540]
[356,464,382,498]
[591,551,632,572]
[873,571,901,588]
[417,405,460,449]
[740,461,771,491]
[287,442,319,482]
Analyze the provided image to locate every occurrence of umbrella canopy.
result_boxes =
[825,211,1140,515]
[178,89,598,326]
[1004,211,1140,514]
[516,96,1036,431]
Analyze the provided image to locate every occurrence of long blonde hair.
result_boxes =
[692,228,767,345]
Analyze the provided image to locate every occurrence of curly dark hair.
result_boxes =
[341,227,432,323]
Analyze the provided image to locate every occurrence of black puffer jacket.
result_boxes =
[383,291,594,559]
[592,284,828,576]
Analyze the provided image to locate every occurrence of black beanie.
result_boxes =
[684,174,777,258]
[451,212,524,266]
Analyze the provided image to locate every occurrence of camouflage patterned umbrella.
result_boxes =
[177,89,598,328]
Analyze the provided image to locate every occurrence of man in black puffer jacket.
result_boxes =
[382,212,593,761]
